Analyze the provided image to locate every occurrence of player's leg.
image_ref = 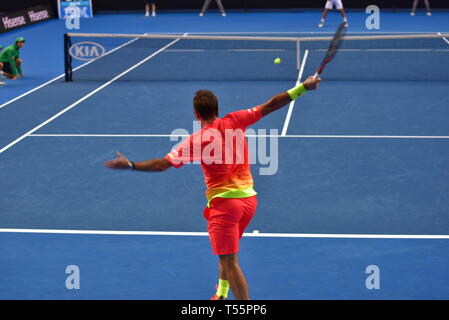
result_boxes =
[215,0,226,16]
[210,258,229,300]
[152,3,156,16]
[319,9,329,27]
[424,0,431,15]
[339,10,348,26]
[200,0,212,16]
[206,197,256,300]
[220,196,257,300]
[145,2,150,16]
[335,0,348,27]
[411,0,419,15]
[319,1,333,27]
[219,253,249,300]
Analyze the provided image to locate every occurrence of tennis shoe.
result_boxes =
[211,284,228,300]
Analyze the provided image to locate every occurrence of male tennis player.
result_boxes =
[0,38,25,81]
[104,76,321,300]
[411,0,432,16]
[318,0,348,28]
[200,0,226,17]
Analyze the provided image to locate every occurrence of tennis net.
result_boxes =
[64,33,449,82]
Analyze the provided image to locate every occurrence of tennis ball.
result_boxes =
[274,57,281,64]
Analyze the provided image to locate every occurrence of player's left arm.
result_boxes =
[104,151,171,172]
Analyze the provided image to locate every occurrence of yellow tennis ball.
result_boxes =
[274,57,281,64]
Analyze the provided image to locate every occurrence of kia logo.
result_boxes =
[69,41,105,61]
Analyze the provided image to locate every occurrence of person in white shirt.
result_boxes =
[411,0,432,16]
[318,0,348,28]
[200,0,226,17]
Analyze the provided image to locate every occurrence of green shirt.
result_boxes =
[0,44,22,76]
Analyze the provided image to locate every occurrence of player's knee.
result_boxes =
[16,59,22,66]
[219,253,239,269]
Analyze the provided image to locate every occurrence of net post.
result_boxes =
[296,41,301,70]
[64,34,73,82]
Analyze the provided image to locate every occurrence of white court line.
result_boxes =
[0,34,188,156]
[228,49,288,52]
[165,49,206,52]
[0,36,142,111]
[191,31,449,35]
[165,49,288,52]
[29,134,449,139]
[281,49,308,136]
[0,228,448,239]
[316,48,445,52]
[437,32,449,45]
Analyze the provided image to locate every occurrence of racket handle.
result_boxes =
[313,72,319,79]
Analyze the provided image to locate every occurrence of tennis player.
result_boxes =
[200,0,226,17]
[0,38,25,81]
[144,0,156,17]
[104,76,321,300]
[318,0,349,28]
[411,0,432,16]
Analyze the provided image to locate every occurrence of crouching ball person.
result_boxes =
[0,37,26,81]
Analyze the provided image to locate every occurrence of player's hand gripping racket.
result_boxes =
[313,22,347,79]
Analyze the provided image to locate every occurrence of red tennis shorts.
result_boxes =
[203,196,258,256]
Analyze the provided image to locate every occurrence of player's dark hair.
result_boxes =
[193,90,218,120]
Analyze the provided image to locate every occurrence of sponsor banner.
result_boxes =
[58,0,94,19]
[0,5,53,34]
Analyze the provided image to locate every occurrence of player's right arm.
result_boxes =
[259,76,321,117]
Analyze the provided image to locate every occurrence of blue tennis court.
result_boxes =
[1,11,449,300]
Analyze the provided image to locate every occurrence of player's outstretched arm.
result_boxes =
[104,151,171,172]
[259,76,321,117]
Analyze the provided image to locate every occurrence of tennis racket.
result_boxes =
[313,22,347,79]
